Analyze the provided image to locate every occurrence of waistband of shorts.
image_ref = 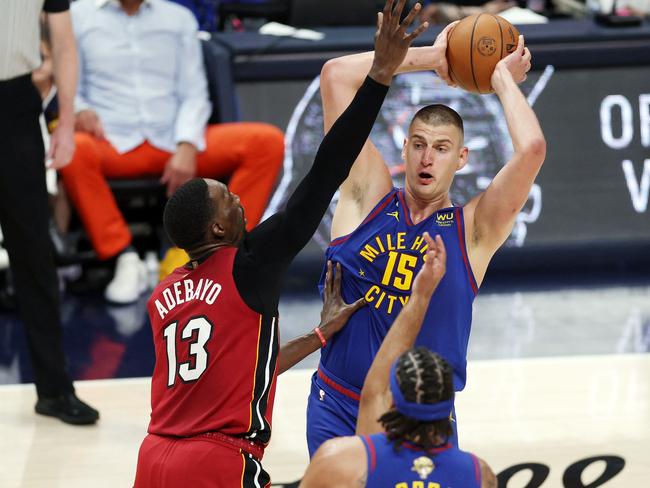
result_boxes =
[317,363,361,402]
[196,431,265,460]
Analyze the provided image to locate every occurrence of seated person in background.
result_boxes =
[64,0,284,304]
[418,0,519,23]
[302,233,496,488]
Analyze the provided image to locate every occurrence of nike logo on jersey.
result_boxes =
[386,211,399,221]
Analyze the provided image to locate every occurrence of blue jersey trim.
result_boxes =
[455,207,479,295]
[396,188,458,227]
[329,188,398,247]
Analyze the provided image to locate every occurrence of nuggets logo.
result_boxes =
[477,37,496,56]
[435,212,454,227]
[412,456,435,480]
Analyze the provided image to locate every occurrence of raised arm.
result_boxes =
[356,233,446,435]
[321,6,458,239]
[465,36,546,281]
[245,0,428,265]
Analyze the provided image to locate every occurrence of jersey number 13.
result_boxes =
[162,316,214,387]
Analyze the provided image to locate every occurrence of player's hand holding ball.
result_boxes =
[492,34,531,86]
[431,21,460,87]
[445,14,528,93]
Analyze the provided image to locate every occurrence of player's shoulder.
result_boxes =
[306,437,366,487]
[313,436,365,465]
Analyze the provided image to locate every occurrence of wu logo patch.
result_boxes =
[411,456,435,480]
[386,211,399,222]
[436,212,454,227]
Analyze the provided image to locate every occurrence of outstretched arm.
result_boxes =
[277,263,366,375]
[321,6,457,239]
[466,36,546,280]
[356,233,446,435]
[242,0,429,280]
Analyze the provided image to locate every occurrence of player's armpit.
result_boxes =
[321,62,393,240]
[479,457,497,488]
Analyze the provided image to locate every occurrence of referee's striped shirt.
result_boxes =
[0,0,70,81]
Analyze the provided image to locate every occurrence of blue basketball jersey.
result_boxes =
[360,433,482,488]
[319,189,478,391]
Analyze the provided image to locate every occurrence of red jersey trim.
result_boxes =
[317,367,361,401]
[471,453,481,486]
[401,441,453,454]
[397,189,414,227]
[454,207,478,295]
[362,435,377,473]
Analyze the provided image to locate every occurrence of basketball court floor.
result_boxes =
[1,280,649,487]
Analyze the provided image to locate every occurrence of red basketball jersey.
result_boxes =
[146,247,279,445]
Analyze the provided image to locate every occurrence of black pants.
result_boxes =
[0,74,73,398]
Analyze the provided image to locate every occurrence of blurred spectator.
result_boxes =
[64,0,284,304]
[418,0,520,23]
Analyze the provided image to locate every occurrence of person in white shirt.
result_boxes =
[63,0,284,304]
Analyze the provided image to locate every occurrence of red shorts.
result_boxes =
[133,433,270,488]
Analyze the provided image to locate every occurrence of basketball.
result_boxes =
[446,14,520,94]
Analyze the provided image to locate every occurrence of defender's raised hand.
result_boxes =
[411,233,446,300]
[369,0,430,85]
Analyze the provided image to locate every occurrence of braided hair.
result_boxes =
[379,347,454,450]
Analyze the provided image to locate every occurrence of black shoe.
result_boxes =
[35,393,100,425]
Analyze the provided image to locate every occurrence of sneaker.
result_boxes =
[105,251,147,304]
[35,392,99,425]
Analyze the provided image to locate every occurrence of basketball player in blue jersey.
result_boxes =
[302,232,496,487]
[307,4,545,455]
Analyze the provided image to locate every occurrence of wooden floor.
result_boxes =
[1,354,648,487]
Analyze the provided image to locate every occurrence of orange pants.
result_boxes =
[61,123,284,260]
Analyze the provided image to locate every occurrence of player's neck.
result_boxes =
[186,242,232,261]
[403,188,453,225]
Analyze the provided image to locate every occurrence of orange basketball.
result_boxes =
[446,14,520,94]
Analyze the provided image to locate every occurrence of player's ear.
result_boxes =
[456,146,468,171]
[211,220,226,239]
[402,138,408,161]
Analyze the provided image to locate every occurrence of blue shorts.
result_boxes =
[306,364,459,458]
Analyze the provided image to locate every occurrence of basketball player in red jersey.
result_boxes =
[133,2,430,486]
[302,233,496,487]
